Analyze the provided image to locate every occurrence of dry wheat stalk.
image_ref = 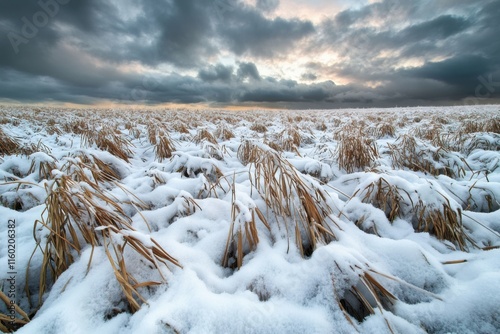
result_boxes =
[193,128,217,145]
[222,183,270,269]
[277,127,302,151]
[388,135,466,178]
[238,141,337,257]
[81,128,134,162]
[0,128,21,156]
[214,123,235,141]
[336,129,378,173]
[358,176,472,250]
[22,164,180,314]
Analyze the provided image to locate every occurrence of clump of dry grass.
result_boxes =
[337,263,447,332]
[166,152,224,184]
[96,129,134,162]
[147,123,158,145]
[410,123,452,149]
[214,123,235,141]
[193,128,217,145]
[277,127,302,152]
[203,142,226,161]
[0,128,21,155]
[463,133,500,154]
[172,120,190,134]
[250,123,267,133]
[82,128,134,162]
[63,119,88,135]
[238,140,265,166]
[124,122,134,131]
[53,153,121,187]
[316,122,327,131]
[484,117,500,133]
[432,116,449,124]
[432,131,453,149]
[99,225,180,313]
[366,115,382,123]
[20,163,180,315]
[375,123,396,138]
[336,130,378,173]
[129,127,141,139]
[237,141,336,257]
[28,153,57,182]
[359,177,408,222]
[44,118,62,136]
[81,153,122,182]
[25,174,94,309]
[357,176,471,250]
[222,185,270,269]
[459,120,482,134]
[16,140,52,157]
[263,137,283,152]
[461,182,499,213]
[154,131,175,161]
[331,117,341,128]
[388,135,466,178]
[148,123,175,161]
[413,198,469,250]
[333,269,397,331]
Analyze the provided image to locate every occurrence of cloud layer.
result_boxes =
[0,0,499,107]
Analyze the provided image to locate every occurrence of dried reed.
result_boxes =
[193,129,217,145]
[358,176,471,250]
[238,141,336,257]
[222,184,270,269]
[336,130,378,173]
[388,135,465,178]
[214,123,235,141]
[0,128,20,155]
[23,164,180,314]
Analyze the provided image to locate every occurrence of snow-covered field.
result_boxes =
[0,105,499,334]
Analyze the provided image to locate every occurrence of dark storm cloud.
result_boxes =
[237,62,261,81]
[141,0,217,67]
[0,0,105,34]
[0,64,342,107]
[320,11,473,59]
[198,64,234,83]
[0,0,499,107]
[313,0,500,103]
[197,62,263,84]
[0,68,113,104]
[0,0,314,69]
[237,79,335,103]
[216,5,314,58]
[400,15,471,42]
[0,0,134,87]
[405,55,493,87]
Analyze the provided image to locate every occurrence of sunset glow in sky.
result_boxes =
[0,0,499,108]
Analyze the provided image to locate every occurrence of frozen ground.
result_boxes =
[0,105,499,333]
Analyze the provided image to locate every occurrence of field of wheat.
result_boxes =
[0,105,499,333]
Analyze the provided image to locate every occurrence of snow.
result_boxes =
[0,105,499,333]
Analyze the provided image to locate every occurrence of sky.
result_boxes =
[0,0,499,109]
